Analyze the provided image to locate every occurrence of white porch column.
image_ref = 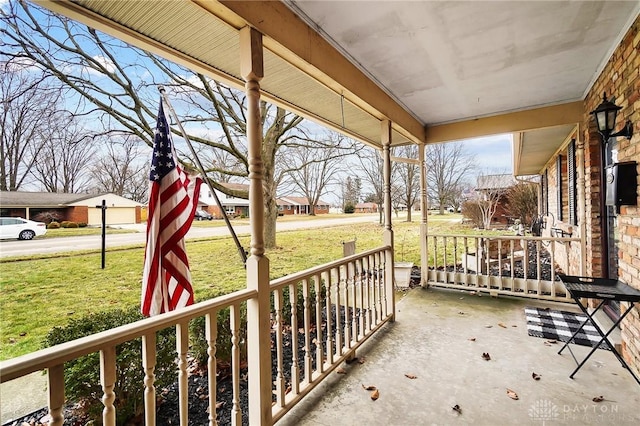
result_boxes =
[241,27,272,425]
[381,119,395,320]
[419,143,429,286]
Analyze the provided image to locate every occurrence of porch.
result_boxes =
[279,287,640,425]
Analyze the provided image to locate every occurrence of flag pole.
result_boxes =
[158,86,248,265]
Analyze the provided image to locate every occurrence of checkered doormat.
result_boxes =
[524,307,612,350]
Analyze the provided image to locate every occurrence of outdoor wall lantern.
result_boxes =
[590,92,633,142]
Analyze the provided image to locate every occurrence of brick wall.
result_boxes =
[67,206,89,224]
[583,17,639,373]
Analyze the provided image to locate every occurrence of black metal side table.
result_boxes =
[558,274,640,386]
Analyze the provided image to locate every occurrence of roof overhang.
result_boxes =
[513,124,578,176]
[31,0,637,164]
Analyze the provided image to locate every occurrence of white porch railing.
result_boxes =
[0,245,393,426]
[425,234,583,302]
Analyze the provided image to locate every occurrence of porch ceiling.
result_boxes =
[38,1,638,158]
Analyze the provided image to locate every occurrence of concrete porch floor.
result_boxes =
[278,287,640,425]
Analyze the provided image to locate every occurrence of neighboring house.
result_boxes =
[0,191,144,225]
[355,202,378,213]
[277,196,330,215]
[474,174,517,225]
[198,182,250,218]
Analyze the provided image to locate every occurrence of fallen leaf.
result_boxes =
[215,401,225,409]
[468,337,476,342]
[532,372,541,381]
[506,388,519,400]
[357,357,366,364]
[336,368,347,375]
[370,389,379,400]
[458,311,465,315]
[346,357,359,364]
[404,373,417,379]
[593,396,604,402]
[362,384,377,391]
[482,352,491,361]
[546,339,557,344]
[512,325,518,328]
[498,322,507,328]
[452,404,462,414]
[485,325,493,328]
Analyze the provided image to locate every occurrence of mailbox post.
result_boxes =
[96,200,107,269]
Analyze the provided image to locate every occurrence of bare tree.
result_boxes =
[393,144,420,222]
[31,114,95,193]
[356,147,386,224]
[426,141,476,214]
[0,59,63,190]
[280,133,355,215]
[2,0,311,248]
[90,135,149,202]
[468,173,514,229]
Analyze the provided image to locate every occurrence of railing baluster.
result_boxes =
[372,255,379,325]
[324,270,334,365]
[381,252,389,318]
[551,240,557,296]
[497,239,503,289]
[334,267,343,356]
[205,312,218,426]
[176,321,189,426]
[510,239,515,279]
[453,236,458,278]
[523,238,529,291]
[433,236,439,272]
[142,332,156,426]
[536,240,542,295]
[303,278,313,385]
[48,364,64,426]
[343,264,351,351]
[274,288,285,406]
[230,304,242,426]
[100,346,117,426]
[364,255,372,332]
[350,263,358,344]
[289,283,300,393]
[314,273,325,374]
[357,258,365,340]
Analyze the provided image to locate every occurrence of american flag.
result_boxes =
[141,100,202,316]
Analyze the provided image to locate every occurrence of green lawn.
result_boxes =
[0,215,471,360]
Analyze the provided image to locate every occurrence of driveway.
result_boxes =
[0,214,381,258]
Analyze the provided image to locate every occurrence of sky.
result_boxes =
[461,133,513,174]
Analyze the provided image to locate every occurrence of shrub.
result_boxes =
[44,307,177,424]
[33,211,63,224]
[66,222,79,228]
[343,203,355,214]
[78,222,88,228]
[461,201,484,228]
[47,221,60,229]
[60,221,71,228]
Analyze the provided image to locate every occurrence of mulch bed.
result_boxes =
[4,305,362,426]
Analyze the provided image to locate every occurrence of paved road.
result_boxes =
[0,214,381,258]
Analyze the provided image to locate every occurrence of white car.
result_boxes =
[0,217,47,240]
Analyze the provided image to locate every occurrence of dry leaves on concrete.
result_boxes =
[498,322,507,328]
[404,373,418,379]
[452,404,462,414]
[336,368,347,374]
[506,388,519,400]
[592,396,605,402]
[532,372,541,380]
[482,352,491,361]
[361,384,379,400]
